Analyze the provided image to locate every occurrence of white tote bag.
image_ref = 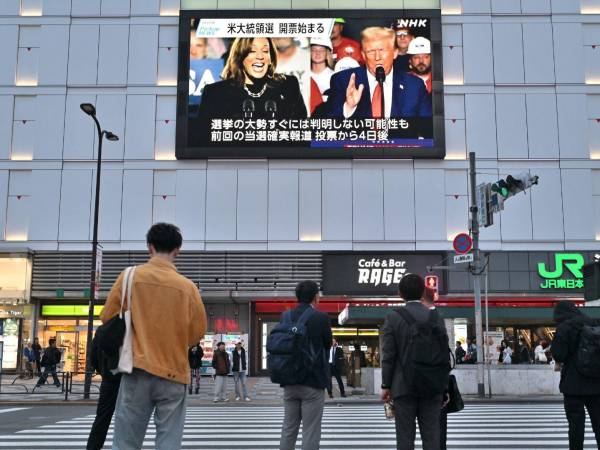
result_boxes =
[117,266,136,374]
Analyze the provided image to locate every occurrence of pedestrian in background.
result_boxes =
[101,223,207,450]
[22,342,34,378]
[232,341,250,401]
[35,338,61,388]
[212,341,231,403]
[517,338,531,364]
[188,343,204,395]
[502,341,513,365]
[552,301,600,450]
[277,280,331,450]
[534,340,549,364]
[464,337,477,364]
[455,341,466,364]
[86,333,121,450]
[32,337,42,375]
[327,338,346,399]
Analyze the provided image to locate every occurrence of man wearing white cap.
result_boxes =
[407,36,432,95]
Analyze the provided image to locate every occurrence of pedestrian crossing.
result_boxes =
[0,403,596,449]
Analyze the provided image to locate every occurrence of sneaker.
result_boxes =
[213,398,219,403]
[223,398,230,402]
[245,397,251,402]
[341,393,347,398]
[235,396,241,401]
[195,388,199,394]
[188,388,192,395]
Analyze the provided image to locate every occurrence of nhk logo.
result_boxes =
[537,253,584,289]
[357,258,407,287]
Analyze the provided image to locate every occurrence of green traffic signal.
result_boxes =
[491,180,510,198]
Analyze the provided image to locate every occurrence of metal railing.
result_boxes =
[0,371,101,400]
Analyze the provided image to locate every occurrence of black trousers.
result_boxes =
[440,407,448,450]
[563,394,600,450]
[86,377,121,450]
[327,366,345,396]
[394,395,442,450]
[36,366,60,386]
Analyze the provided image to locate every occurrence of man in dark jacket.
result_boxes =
[232,342,250,401]
[279,280,332,450]
[35,338,61,388]
[326,338,346,398]
[188,343,203,395]
[86,334,121,450]
[381,274,449,450]
[552,301,600,449]
[212,342,230,402]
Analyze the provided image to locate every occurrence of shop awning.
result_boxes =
[338,305,600,326]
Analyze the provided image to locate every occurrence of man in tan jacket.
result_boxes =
[100,223,206,450]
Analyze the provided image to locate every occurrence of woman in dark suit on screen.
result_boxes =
[193,37,307,146]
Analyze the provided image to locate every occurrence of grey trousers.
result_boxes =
[111,369,187,450]
[279,385,325,450]
[214,375,228,401]
[233,371,248,398]
[393,394,443,450]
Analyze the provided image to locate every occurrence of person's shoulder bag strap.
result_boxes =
[395,307,417,326]
[120,266,136,317]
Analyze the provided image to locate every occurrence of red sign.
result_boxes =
[453,233,472,254]
[425,275,439,292]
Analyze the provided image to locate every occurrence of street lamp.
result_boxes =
[80,103,119,399]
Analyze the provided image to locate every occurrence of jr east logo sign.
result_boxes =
[322,253,444,296]
[537,253,585,290]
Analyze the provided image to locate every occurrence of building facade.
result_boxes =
[0,0,599,373]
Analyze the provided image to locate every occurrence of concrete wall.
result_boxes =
[0,0,599,252]
[367,365,561,396]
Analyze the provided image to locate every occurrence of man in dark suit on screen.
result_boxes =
[324,26,431,120]
[327,338,346,399]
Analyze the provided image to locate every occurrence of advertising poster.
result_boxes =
[177,12,444,159]
[200,333,217,375]
[0,318,19,370]
[484,331,504,364]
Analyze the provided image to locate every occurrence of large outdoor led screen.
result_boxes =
[176,10,444,159]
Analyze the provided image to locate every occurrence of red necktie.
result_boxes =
[372,83,382,118]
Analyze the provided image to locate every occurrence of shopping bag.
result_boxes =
[117,266,136,374]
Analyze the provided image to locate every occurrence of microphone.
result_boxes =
[375,66,386,84]
[242,99,255,119]
[265,100,277,119]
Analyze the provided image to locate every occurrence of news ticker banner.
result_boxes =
[196,18,335,38]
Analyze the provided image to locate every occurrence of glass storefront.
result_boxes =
[36,317,102,373]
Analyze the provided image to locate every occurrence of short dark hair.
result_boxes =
[398,273,425,300]
[146,223,182,253]
[295,280,319,304]
[49,338,56,346]
[217,341,225,347]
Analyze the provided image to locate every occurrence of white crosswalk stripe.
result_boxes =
[0,404,596,449]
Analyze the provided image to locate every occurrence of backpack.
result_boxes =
[395,308,451,397]
[575,322,600,378]
[267,307,317,385]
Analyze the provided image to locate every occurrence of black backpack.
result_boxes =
[395,308,451,397]
[575,322,600,378]
[267,307,317,385]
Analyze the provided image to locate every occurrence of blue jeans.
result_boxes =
[233,371,248,398]
[111,369,186,450]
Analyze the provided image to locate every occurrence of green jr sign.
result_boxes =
[538,253,585,289]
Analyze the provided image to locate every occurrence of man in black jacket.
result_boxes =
[381,274,448,450]
[86,334,121,450]
[326,338,346,398]
[188,343,203,395]
[552,301,600,449]
[232,342,250,401]
[279,280,332,450]
[35,338,61,388]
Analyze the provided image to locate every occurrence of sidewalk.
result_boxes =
[0,375,563,405]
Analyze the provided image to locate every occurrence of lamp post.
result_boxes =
[80,103,119,399]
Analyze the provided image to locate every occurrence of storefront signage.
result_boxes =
[537,253,584,290]
[41,305,104,317]
[323,253,444,295]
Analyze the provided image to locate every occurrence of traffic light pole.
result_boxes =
[469,152,485,398]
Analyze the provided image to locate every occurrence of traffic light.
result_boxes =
[425,275,439,293]
[491,172,539,200]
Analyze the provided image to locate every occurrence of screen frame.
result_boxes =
[176,9,445,159]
